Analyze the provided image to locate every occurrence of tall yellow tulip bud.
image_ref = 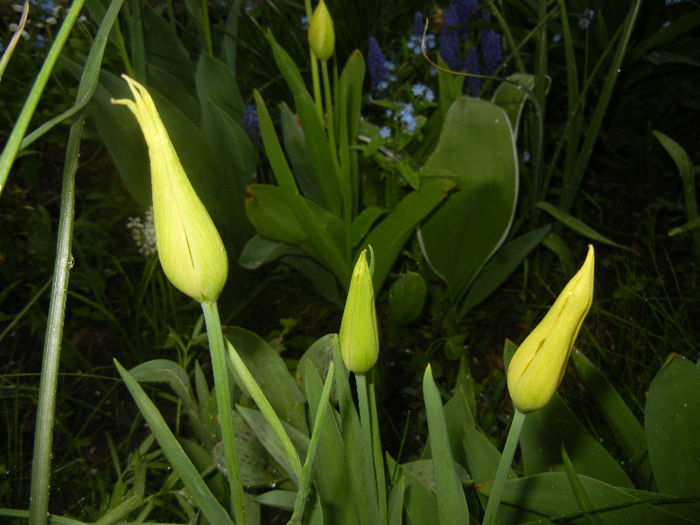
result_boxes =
[339,248,379,374]
[308,0,335,61]
[507,245,595,413]
[112,75,228,303]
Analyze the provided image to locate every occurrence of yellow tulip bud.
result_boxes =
[339,248,379,374]
[308,0,335,61]
[112,75,228,303]
[507,245,595,413]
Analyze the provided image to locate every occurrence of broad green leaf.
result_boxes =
[114,360,232,525]
[353,206,386,247]
[236,405,306,484]
[265,31,341,215]
[280,103,324,206]
[227,327,307,434]
[423,365,470,525]
[195,53,244,119]
[491,73,536,138]
[388,475,407,525]
[129,359,203,441]
[210,412,286,488]
[437,56,465,119]
[536,201,628,250]
[645,355,700,498]
[419,96,518,302]
[239,235,299,269]
[520,394,633,488]
[388,271,427,326]
[572,350,651,485]
[244,184,346,279]
[460,225,550,316]
[481,472,699,524]
[367,178,455,292]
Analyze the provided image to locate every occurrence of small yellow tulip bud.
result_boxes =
[507,245,595,413]
[112,75,228,303]
[308,0,335,61]
[339,248,379,374]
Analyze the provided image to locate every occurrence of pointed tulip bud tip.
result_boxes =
[112,76,228,303]
[308,0,335,61]
[339,248,379,374]
[507,245,595,413]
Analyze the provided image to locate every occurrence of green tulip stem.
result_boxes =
[482,408,526,525]
[356,372,384,522]
[201,301,247,525]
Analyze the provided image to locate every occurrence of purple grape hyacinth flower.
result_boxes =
[464,46,482,95]
[368,36,390,95]
[242,104,262,147]
[481,29,502,75]
[439,5,461,70]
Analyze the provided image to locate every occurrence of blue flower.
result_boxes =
[481,29,502,75]
[411,83,435,103]
[368,36,390,95]
[464,46,481,95]
[379,126,392,139]
[552,33,562,43]
[439,5,462,71]
[242,104,262,147]
[398,104,417,133]
[413,11,425,35]
[454,0,478,24]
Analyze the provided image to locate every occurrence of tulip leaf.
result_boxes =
[239,235,299,269]
[302,360,359,525]
[645,355,700,498]
[114,360,233,525]
[520,394,634,488]
[459,225,551,316]
[423,365,470,525]
[353,206,386,247]
[227,327,307,435]
[480,472,700,524]
[255,490,297,510]
[418,96,518,303]
[129,359,203,439]
[332,341,382,525]
[265,31,341,216]
[388,271,427,326]
[572,350,651,485]
[366,178,456,292]
[491,73,536,139]
[195,53,244,119]
[536,201,629,250]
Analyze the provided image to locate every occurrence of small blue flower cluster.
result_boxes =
[665,0,682,5]
[411,83,435,103]
[437,0,504,95]
[397,103,418,133]
[242,104,262,147]
[8,0,70,49]
[578,8,595,30]
[368,36,397,95]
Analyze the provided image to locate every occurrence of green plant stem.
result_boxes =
[201,301,247,525]
[482,409,526,525]
[200,0,213,56]
[28,113,84,525]
[321,60,339,172]
[0,0,86,196]
[368,373,387,524]
[356,373,384,523]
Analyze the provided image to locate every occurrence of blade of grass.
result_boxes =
[0,1,29,82]
[0,0,88,195]
[559,0,642,213]
[28,1,130,513]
